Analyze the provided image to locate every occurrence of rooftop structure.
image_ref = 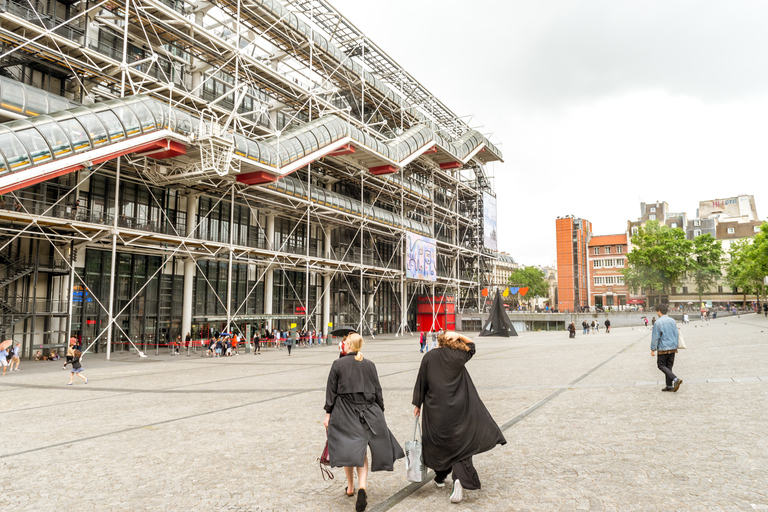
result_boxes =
[0,0,503,357]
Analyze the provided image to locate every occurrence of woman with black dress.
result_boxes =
[412,331,506,504]
[323,333,404,512]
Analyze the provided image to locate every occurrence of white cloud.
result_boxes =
[328,0,768,264]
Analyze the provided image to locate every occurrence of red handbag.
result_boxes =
[318,434,334,481]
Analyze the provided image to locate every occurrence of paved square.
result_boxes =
[2,315,767,511]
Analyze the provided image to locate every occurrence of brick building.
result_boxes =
[555,216,591,312]
[588,234,631,309]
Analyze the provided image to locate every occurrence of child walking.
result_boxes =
[65,349,88,385]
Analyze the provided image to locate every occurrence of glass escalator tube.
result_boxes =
[0,126,31,173]
[7,120,54,166]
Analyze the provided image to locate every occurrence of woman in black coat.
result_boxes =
[323,334,404,512]
[412,332,506,504]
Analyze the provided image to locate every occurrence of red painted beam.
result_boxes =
[368,164,397,176]
[439,161,462,170]
[327,144,356,157]
[236,170,279,185]
[135,140,186,160]
[0,139,186,197]
[422,146,437,154]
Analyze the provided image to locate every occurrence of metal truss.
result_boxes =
[0,0,501,356]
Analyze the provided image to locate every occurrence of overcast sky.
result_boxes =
[331,0,768,266]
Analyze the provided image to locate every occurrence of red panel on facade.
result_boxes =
[368,164,397,175]
[236,170,279,185]
[439,161,462,170]
[328,144,356,156]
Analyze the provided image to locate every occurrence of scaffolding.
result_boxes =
[0,0,503,358]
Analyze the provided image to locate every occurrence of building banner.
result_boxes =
[483,192,498,251]
[406,231,436,281]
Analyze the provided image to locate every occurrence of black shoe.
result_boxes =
[355,488,367,512]
[673,378,683,392]
[662,386,674,392]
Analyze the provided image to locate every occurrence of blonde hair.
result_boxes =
[347,333,364,361]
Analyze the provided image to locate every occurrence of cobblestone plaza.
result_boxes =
[2,315,767,511]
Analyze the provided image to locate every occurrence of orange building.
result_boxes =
[555,216,592,312]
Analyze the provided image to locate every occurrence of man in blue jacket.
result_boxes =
[651,303,682,392]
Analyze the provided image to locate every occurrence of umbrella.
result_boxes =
[330,327,357,337]
[219,332,232,337]
[0,339,11,350]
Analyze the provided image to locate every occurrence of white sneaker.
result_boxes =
[450,479,463,503]
[434,479,445,488]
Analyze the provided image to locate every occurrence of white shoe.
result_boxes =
[434,479,445,488]
[450,479,463,503]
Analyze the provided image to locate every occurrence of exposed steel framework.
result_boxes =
[0,0,502,358]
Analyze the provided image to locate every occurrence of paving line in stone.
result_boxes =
[369,333,645,512]
[0,365,413,459]
[0,362,323,415]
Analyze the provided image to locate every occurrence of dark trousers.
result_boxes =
[434,457,481,490]
[657,352,677,386]
[287,344,292,355]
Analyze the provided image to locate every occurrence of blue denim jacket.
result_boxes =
[650,315,679,351]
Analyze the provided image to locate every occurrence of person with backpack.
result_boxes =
[285,331,293,356]
[419,332,426,353]
[65,349,88,385]
[604,318,611,333]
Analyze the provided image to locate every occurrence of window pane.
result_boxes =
[24,87,48,116]
[96,110,126,142]
[0,128,31,172]
[59,118,92,153]
[15,126,52,165]
[112,105,141,137]
[77,112,109,147]
[34,121,73,158]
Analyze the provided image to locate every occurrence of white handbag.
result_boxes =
[405,417,427,482]
[677,327,687,349]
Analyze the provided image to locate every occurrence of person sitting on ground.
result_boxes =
[34,350,43,361]
[50,350,60,361]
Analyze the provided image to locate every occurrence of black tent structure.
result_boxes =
[479,289,518,337]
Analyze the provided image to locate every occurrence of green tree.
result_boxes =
[508,266,549,299]
[725,223,768,303]
[623,221,693,296]
[690,234,724,303]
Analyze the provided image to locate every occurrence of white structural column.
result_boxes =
[181,194,198,340]
[264,213,275,329]
[322,181,333,338]
[322,226,332,337]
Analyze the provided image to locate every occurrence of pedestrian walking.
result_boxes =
[763,303,768,317]
[650,304,682,392]
[419,332,426,353]
[604,318,611,333]
[65,349,88,385]
[323,333,404,512]
[253,332,261,355]
[286,333,293,356]
[10,341,21,371]
[582,320,588,335]
[568,322,576,338]
[412,332,506,504]
[63,338,76,370]
[0,344,9,376]
[185,332,191,355]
